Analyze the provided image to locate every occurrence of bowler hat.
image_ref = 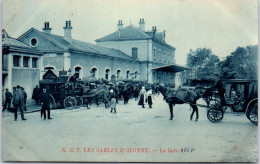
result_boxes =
[17,85,20,88]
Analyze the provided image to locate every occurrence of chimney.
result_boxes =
[138,18,145,31]
[152,26,157,33]
[63,20,73,43]
[42,22,52,34]
[117,20,123,30]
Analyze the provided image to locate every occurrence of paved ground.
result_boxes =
[1,95,258,162]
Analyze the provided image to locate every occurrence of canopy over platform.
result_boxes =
[152,64,189,72]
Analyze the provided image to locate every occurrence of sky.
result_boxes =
[2,0,258,65]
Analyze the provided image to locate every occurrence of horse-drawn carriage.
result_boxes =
[153,79,257,125]
[205,79,258,125]
[39,70,110,109]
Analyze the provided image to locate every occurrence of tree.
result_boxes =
[186,48,220,79]
[219,45,258,79]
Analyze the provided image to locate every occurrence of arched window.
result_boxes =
[132,47,138,59]
[75,67,81,79]
[126,70,130,79]
[134,71,138,80]
[116,70,121,79]
[90,68,97,78]
[105,69,110,80]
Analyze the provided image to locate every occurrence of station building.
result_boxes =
[96,19,188,84]
[2,19,188,102]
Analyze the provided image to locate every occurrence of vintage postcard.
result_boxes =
[1,0,258,162]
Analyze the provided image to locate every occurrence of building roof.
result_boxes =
[152,64,189,73]
[96,25,152,42]
[96,24,175,50]
[18,28,135,60]
[2,29,33,49]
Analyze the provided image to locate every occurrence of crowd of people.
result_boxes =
[2,85,53,121]
[2,81,157,120]
[2,85,28,121]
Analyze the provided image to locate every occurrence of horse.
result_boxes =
[154,84,206,121]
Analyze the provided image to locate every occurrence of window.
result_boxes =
[132,47,138,59]
[134,71,138,79]
[13,55,20,67]
[75,67,81,79]
[116,70,121,79]
[90,68,97,78]
[23,57,29,67]
[153,48,156,61]
[164,52,166,63]
[126,71,130,79]
[159,49,161,62]
[105,69,110,80]
[30,38,38,47]
[32,58,38,68]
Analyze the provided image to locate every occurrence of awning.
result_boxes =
[152,64,189,72]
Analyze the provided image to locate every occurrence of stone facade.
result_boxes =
[2,20,187,103]
[2,31,42,103]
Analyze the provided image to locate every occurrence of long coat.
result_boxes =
[40,92,51,110]
[138,89,147,105]
[32,87,40,100]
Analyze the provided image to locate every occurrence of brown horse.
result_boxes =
[154,84,205,121]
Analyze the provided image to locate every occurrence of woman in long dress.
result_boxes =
[138,86,147,108]
[109,89,117,113]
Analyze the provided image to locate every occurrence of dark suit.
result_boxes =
[40,91,51,119]
[13,89,25,120]
[3,90,12,111]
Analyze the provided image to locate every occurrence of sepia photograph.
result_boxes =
[1,0,258,162]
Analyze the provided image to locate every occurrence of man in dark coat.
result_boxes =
[32,85,41,105]
[13,85,26,121]
[3,88,12,111]
[40,87,53,120]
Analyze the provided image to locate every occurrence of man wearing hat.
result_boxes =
[40,87,53,120]
[13,85,26,121]
[3,88,12,111]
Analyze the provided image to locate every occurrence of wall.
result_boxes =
[97,39,151,61]
[70,52,140,80]
[12,67,40,104]
[42,53,65,76]
[152,42,175,64]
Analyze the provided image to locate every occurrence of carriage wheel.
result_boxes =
[75,96,83,107]
[246,99,258,126]
[63,96,77,109]
[207,107,224,123]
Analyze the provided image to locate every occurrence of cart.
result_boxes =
[205,79,258,125]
